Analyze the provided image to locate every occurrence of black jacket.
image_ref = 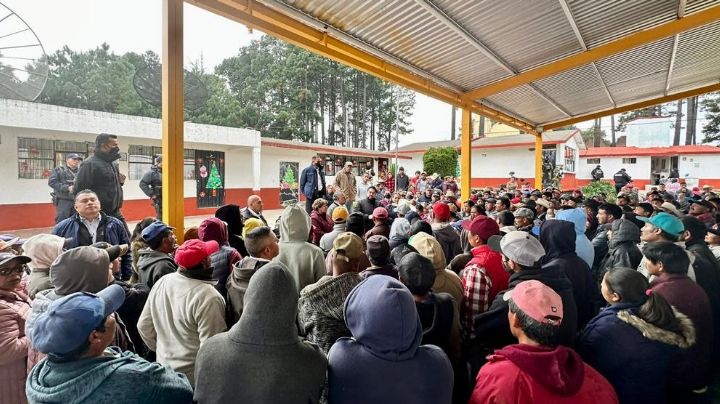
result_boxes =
[111,280,152,359]
[686,238,720,361]
[74,150,123,214]
[396,173,410,191]
[137,248,178,289]
[431,224,462,265]
[539,220,599,329]
[613,171,631,186]
[48,165,77,201]
[241,207,268,226]
[355,197,379,216]
[600,219,642,275]
[473,264,578,350]
[591,223,612,275]
[139,165,162,201]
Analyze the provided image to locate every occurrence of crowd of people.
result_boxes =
[3,141,720,403]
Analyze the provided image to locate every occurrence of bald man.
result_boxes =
[241,195,268,226]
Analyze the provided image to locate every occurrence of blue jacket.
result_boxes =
[577,303,695,404]
[26,347,192,403]
[52,213,131,279]
[328,276,453,404]
[299,164,325,199]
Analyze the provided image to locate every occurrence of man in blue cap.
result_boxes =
[137,221,178,289]
[48,152,83,223]
[637,212,689,279]
[26,284,193,403]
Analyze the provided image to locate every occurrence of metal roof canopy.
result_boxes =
[173,0,720,202]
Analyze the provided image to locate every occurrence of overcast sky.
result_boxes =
[4,0,607,145]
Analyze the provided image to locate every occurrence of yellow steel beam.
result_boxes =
[162,0,185,242]
[186,0,536,133]
[534,133,543,190]
[460,108,472,201]
[544,82,720,130]
[463,4,720,102]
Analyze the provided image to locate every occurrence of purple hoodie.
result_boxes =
[328,276,453,404]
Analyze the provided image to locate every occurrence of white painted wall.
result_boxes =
[678,154,720,179]
[0,127,254,205]
[473,148,535,179]
[576,155,652,180]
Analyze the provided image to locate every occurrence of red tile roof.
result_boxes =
[581,145,720,157]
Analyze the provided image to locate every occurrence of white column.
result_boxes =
[252,146,261,191]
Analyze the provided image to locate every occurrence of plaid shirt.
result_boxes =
[460,263,492,338]
[385,176,396,194]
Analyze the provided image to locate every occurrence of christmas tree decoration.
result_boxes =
[206,161,223,189]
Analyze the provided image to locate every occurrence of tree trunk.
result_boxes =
[478,115,485,138]
[686,96,697,145]
[673,99,682,146]
[610,115,616,146]
[593,118,602,147]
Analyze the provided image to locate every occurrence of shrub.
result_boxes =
[423,147,458,178]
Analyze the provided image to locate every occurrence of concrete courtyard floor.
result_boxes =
[4,209,285,239]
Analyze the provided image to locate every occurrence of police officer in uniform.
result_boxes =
[140,155,163,219]
[48,153,83,223]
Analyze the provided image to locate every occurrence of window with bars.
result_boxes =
[319,154,372,176]
[564,146,576,173]
[586,158,601,165]
[17,138,91,179]
[128,145,196,180]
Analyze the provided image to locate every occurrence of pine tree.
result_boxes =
[282,166,296,186]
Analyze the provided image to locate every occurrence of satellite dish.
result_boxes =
[133,64,209,111]
[0,2,49,101]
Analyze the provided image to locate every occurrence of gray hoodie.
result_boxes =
[137,248,178,289]
[275,204,327,292]
[194,262,327,404]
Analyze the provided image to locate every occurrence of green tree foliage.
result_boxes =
[580,127,609,147]
[39,39,415,150]
[423,147,458,178]
[582,181,617,203]
[701,92,720,144]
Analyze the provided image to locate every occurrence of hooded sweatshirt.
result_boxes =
[22,233,65,298]
[199,217,242,300]
[388,218,411,249]
[410,232,463,305]
[137,248,178,289]
[600,219,642,274]
[540,220,599,329]
[328,276,453,404]
[26,347,192,404]
[555,208,595,268]
[430,222,463,264]
[470,344,618,404]
[194,262,327,404]
[26,247,133,370]
[276,204,326,293]
[226,256,270,325]
[298,272,362,354]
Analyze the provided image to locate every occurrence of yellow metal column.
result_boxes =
[162,0,185,241]
[534,132,543,190]
[460,108,472,201]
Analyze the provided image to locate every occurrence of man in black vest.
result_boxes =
[139,155,163,219]
[613,168,632,194]
[48,153,83,223]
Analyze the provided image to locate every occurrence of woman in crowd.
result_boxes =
[310,198,334,246]
[577,267,695,404]
[129,217,157,283]
[0,253,33,404]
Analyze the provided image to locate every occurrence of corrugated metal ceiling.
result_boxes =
[272,0,720,126]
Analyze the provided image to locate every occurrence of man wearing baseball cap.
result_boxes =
[319,206,349,253]
[470,280,617,404]
[636,212,693,280]
[460,215,504,339]
[48,152,83,223]
[513,207,535,234]
[137,221,178,289]
[430,202,462,265]
[138,238,226,386]
[298,232,364,354]
[365,206,390,239]
[26,284,193,403]
[473,232,578,360]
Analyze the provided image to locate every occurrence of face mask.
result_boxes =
[315,161,323,167]
[109,146,120,155]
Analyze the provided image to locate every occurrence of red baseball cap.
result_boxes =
[432,202,450,221]
[462,215,499,242]
[511,197,521,204]
[503,280,563,326]
[174,239,219,269]
[371,207,388,220]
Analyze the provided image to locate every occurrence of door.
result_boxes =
[195,150,225,208]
